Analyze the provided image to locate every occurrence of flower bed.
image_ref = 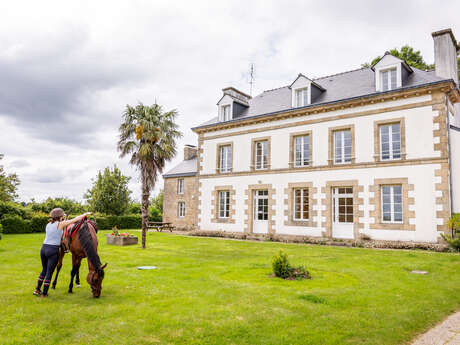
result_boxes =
[106,231,138,246]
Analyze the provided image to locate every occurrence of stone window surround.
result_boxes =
[369,178,415,231]
[373,117,406,162]
[177,201,185,218]
[284,182,318,227]
[215,141,234,174]
[250,136,271,171]
[328,124,356,166]
[244,184,276,234]
[177,178,184,194]
[289,130,313,169]
[321,180,364,239]
[211,185,236,224]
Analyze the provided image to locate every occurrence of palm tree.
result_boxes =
[118,102,182,248]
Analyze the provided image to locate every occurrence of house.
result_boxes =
[163,28,460,243]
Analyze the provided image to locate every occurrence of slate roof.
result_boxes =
[163,157,197,178]
[194,67,447,129]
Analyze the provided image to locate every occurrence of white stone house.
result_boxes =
[164,28,460,243]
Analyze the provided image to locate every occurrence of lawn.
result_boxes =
[1,231,459,345]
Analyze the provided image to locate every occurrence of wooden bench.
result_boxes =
[147,222,174,232]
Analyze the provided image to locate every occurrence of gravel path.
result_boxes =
[411,311,460,345]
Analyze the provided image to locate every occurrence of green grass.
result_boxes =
[0,231,459,345]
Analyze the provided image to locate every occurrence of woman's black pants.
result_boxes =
[36,244,60,295]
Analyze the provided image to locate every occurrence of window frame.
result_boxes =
[177,179,184,194]
[380,185,403,224]
[333,129,352,165]
[294,87,309,107]
[218,190,230,219]
[290,131,312,168]
[293,188,310,221]
[380,67,397,91]
[373,118,406,162]
[379,123,402,161]
[251,137,271,171]
[216,142,233,173]
[178,202,185,218]
[220,104,231,122]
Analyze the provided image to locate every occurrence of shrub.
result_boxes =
[1,214,32,234]
[30,215,50,233]
[442,214,460,252]
[272,250,292,279]
[272,250,311,280]
[117,215,142,229]
[149,206,162,222]
[0,201,29,219]
[0,223,3,239]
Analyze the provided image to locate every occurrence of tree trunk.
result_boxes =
[141,176,150,249]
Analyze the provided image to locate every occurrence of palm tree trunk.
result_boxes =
[141,176,150,249]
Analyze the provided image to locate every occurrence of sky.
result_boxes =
[0,0,459,203]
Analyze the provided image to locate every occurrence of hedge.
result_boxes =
[1,215,32,234]
[93,215,141,230]
[0,201,30,219]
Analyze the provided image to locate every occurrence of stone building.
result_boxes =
[163,145,198,230]
[164,28,460,243]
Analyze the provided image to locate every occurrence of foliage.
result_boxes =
[118,102,182,248]
[0,154,20,202]
[362,45,434,70]
[1,214,31,234]
[127,202,141,215]
[29,215,50,233]
[441,213,460,252]
[272,250,291,279]
[85,165,132,216]
[272,250,311,280]
[151,189,164,212]
[149,206,162,222]
[93,214,142,230]
[27,197,86,215]
[0,201,29,219]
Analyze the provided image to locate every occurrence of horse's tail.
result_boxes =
[78,222,103,276]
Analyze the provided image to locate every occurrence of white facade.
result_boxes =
[196,94,454,243]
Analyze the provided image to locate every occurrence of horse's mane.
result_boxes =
[78,222,104,276]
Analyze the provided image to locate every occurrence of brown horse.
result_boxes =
[52,219,107,298]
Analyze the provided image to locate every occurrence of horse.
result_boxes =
[52,218,107,298]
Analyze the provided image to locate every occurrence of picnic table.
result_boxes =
[147,222,174,232]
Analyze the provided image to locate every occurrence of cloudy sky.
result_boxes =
[1,0,459,202]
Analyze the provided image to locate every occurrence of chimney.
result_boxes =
[432,28,459,86]
[184,144,197,160]
[222,87,251,106]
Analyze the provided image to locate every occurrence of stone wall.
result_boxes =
[163,175,198,230]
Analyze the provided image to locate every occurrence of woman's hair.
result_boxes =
[49,216,63,224]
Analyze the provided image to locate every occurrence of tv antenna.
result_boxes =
[247,63,256,96]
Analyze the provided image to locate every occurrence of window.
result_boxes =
[293,188,309,220]
[219,145,232,173]
[334,130,352,164]
[295,88,308,107]
[178,202,185,218]
[381,68,397,91]
[380,123,401,160]
[177,179,184,194]
[221,105,231,122]
[218,191,230,218]
[255,140,268,170]
[294,135,310,167]
[381,185,403,223]
[254,190,269,220]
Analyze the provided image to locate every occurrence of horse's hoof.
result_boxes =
[51,286,56,290]
[68,290,73,294]
[76,284,81,288]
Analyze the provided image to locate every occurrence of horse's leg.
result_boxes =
[52,249,65,290]
[68,255,80,293]
[75,261,81,287]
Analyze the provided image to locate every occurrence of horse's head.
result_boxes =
[87,263,107,298]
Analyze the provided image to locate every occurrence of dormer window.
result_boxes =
[381,68,397,91]
[220,105,231,122]
[295,87,309,107]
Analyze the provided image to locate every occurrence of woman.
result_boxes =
[33,208,93,297]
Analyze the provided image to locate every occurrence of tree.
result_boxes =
[0,154,20,202]
[84,165,132,215]
[118,103,181,248]
[151,189,164,212]
[362,45,434,70]
[27,197,86,215]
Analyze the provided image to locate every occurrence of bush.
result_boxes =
[0,201,29,219]
[93,215,142,230]
[272,250,311,280]
[0,223,3,240]
[149,206,162,222]
[442,214,460,252]
[1,214,32,234]
[272,250,292,279]
[30,215,50,233]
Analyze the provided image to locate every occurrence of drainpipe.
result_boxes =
[445,88,455,237]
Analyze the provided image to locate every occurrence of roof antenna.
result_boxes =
[247,63,256,96]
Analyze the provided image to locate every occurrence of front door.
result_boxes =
[253,190,268,233]
[332,187,354,239]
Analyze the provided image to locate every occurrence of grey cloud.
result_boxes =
[9,159,30,168]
